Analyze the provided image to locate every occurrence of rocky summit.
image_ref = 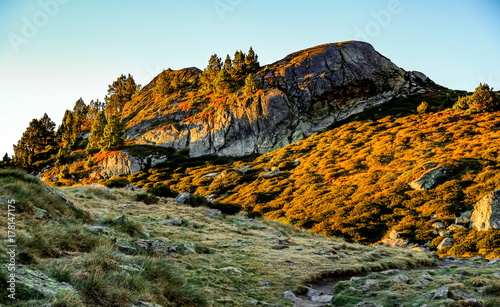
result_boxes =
[124,41,435,157]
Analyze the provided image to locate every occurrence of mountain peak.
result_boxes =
[124,41,435,157]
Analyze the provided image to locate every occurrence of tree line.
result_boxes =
[9,74,138,169]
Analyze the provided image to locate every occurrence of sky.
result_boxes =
[1,0,500,157]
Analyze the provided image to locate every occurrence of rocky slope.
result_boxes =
[123,41,436,157]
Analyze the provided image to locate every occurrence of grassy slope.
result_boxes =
[0,170,437,306]
[127,90,500,258]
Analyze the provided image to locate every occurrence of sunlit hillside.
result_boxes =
[122,89,500,259]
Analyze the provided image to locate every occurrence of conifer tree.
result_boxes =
[58,110,76,145]
[2,153,11,164]
[87,111,107,150]
[73,98,88,131]
[215,69,233,96]
[232,50,246,77]
[105,74,137,117]
[200,54,222,94]
[224,54,233,71]
[469,83,499,112]
[244,46,260,72]
[86,99,103,126]
[99,114,125,151]
[154,70,173,98]
[39,113,57,151]
[244,73,260,95]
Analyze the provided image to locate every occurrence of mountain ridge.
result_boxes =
[122,41,438,157]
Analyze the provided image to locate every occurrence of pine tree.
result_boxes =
[105,74,137,117]
[13,118,42,168]
[58,110,76,145]
[200,54,222,94]
[154,70,173,98]
[224,54,233,71]
[39,113,57,151]
[2,153,11,165]
[73,98,88,131]
[469,83,499,112]
[99,114,125,151]
[87,111,107,150]
[232,50,246,77]
[215,69,233,96]
[244,73,260,95]
[244,46,260,73]
[86,99,104,126]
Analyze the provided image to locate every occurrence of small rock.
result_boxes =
[183,243,196,254]
[461,211,473,219]
[455,216,471,225]
[431,222,445,230]
[283,290,298,302]
[432,286,449,300]
[437,237,453,250]
[448,224,466,231]
[159,218,182,226]
[350,276,361,281]
[389,230,400,239]
[391,275,410,283]
[247,299,259,305]
[439,230,452,236]
[311,295,333,303]
[206,209,222,217]
[201,172,219,178]
[380,269,401,275]
[34,207,49,219]
[174,192,192,205]
[259,281,272,288]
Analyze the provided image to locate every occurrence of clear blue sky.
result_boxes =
[1,0,500,157]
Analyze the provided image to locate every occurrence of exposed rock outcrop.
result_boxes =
[125,41,435,157]
[471,188,500,230]
[100,151,167,178]
[409,166,447,190]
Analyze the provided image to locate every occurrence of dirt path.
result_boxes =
[292,256,470,306]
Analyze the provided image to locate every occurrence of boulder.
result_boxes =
[100,151,142,178]
[11,265,77,298]
[437,238,453,250]
[471,188,500,230]
[409,166,447,190]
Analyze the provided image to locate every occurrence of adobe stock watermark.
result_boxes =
[8,0,70,53]
[354,0,403,43]
[213,0,243,21]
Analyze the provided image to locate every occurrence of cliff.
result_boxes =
[123,41,436,157]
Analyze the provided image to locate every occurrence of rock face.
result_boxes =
[409,166,447,190]
[471,188,500,230]
[100,151,167,178]
[124,41,435,157]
